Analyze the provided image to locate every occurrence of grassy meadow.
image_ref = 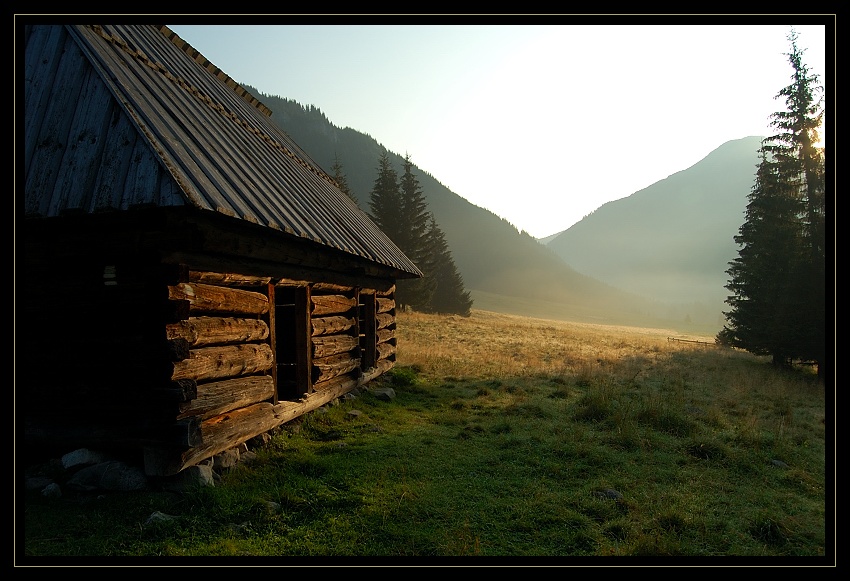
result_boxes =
[21,309,831,564]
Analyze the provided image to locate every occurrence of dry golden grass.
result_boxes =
[395,308,826,444]
[399,308,716,380]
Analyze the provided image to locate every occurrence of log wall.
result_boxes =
[142,271,399,476]
[20,242,400,475]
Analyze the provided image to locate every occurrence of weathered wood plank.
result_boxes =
[311,282,354,293]
[376,313,394,330]
[25,29,88,216]
[168,282,269,315]
[376,341,396,361]
[189,270,272,287]
[177,375,275,420]
[311,373,357,394]
[89,97,138,211]
[171,343,274,382]
[144,358,397,476]
[166,316,270,346]
[51,66,116,213]
[313,353,360,383]
[376,298,395,314]
[376,328,395,344]
[311,294,357,316]
[312,334,359,358]
[145,402,280,475]
[311,315,356,336]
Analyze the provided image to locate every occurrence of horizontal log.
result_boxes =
[166,316,270,347]
[376,285,396,297]
[143,358,398,476]
[312,315,356,336]
[376,313,394,330]
[311,282,354,293]
[376,328,394,344]
[167,338,190,361]
[189,270,272,287]
[145,402,281,476]
[171,343,274,382]
[312,334,359,358]
[168,282,269,315]
[177,375,275,420]
[376,341,396,361]
[313,352,360,383]
[311,373,357,394]
[376,298,395,313]
[311,294,357,316]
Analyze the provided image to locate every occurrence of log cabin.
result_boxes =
[19,23,423,476]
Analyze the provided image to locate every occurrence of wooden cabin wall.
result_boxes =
[20,221,400,475]
[143,274,399,476]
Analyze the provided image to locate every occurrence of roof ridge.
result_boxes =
[157,24,272,118]
[84,25,338,189]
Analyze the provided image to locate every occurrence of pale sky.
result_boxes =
[168,18,828,239]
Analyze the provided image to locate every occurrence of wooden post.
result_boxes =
[267,282,278,404]
[294,285,312,395]
[361,292,377,369]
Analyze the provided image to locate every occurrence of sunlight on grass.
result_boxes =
[24,308,828,559]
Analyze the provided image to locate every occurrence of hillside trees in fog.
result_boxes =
[366,151,472,316]
[330,154,357,201]
[421,213,473,317]
[718,29,826,382]
[397,154,438,309]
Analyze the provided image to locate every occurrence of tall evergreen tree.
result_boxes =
[719,29,826,382]
[367,151,404,243]
[396,154,436,309]
[330,154,357,202]
[422,214,473,317]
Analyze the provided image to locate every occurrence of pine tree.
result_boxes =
[719,29,826,381]
[422,214,473,317]
[367,151,404,244]
[396,154,436,310]
[719,150,805,364]
[330,154,357,202]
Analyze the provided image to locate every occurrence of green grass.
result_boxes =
[20,310,831,564]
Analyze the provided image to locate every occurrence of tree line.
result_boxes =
[331,152,473,317]
[718,29,827,383]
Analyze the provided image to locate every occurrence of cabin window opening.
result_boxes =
[273,285,305,400]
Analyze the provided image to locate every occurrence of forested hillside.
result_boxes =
[250,88,753,332]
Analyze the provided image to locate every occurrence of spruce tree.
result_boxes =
[330,154,357,202]
[719,150,805,364]
[719,29,826,381]
[367,151,404,244]
[422,214,473,317]
[396,154,436,310]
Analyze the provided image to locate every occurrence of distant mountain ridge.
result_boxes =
[545,136,762,324]
[249,88,760,333]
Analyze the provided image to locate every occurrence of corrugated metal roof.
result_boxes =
[23,23,422,278]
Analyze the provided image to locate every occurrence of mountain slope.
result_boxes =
[252,89,756,331]
[545,136,762,325]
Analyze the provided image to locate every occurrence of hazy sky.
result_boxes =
[168,18,828,239]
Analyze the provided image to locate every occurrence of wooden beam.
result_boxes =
[267,282,278,404]
[294,285,311,395]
